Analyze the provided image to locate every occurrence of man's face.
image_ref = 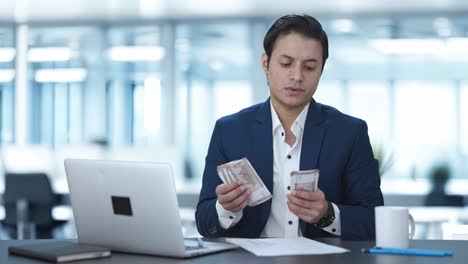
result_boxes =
[262,32,323,111]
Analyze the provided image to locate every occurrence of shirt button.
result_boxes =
[287,186,290,190]
[229,216,234,219]
[332,228,336,232]
[281,132,284,136]
[288,220,293,225]
[287,155,291,159]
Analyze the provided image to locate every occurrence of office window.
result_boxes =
[461,83,468,157]
[175,22,253,178]
[314,81,345,112]
[394,81,456,178]
[188,81,213,179]
[28,26,99,146]
[68,84,83,143]
[214,81,252,119]
[132,78,162,146]
[348,81,391,146]
[0,26,15,144]
[30,82,84,146]
[107,26,165,146]
[0,81,14,144]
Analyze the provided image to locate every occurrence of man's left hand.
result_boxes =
[286,189,328,224]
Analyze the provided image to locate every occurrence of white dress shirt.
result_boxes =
[216,102,341,237]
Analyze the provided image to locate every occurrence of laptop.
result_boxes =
[64,159,237,258]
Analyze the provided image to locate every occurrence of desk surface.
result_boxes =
[1,238,467,264]
[409,206,468,223]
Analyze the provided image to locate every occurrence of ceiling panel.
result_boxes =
[1,0,468,22]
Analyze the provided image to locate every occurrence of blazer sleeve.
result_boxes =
[195,120,237,237]
[337,120,384,240]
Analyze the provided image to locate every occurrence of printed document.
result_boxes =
[226,237,349,256]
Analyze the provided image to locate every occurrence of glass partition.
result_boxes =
[0,26,15,144]
[2,15,468,182]
[28,26,100,146]
[106,25,165,146]
[175,21,253,179]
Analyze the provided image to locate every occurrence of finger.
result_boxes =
[288,194,326,214]
[287,202,320,223]
[223,189,251,211]
[288,198,328,222]
[287,202,311,222]
[218,185,248,204]
[287,200,314,216]
[287,193,313,209]
[295,212,316,223]
[230,193,251,212]
[294,190,324,201]
[216,181,242,195]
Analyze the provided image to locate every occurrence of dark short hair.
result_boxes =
[263,14,329,71]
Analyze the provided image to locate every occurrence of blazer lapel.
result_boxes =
[299,99,326,234]
[250,99,274,193]
[250,99,325,193]
[300,99,326,171]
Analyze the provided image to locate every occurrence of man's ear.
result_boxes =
[261,53,269,73]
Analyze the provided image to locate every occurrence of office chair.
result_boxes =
[2,172,65,239]
[424,165,464,207]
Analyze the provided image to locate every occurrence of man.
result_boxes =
[196,14,383,240]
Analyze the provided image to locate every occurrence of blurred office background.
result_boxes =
[0,0,468,240]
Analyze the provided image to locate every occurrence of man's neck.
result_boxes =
[271,100,307,130]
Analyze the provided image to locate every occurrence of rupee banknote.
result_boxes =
[217,158,272,206]
[290,169,319,192]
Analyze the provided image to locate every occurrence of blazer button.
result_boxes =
[209,226,218,234]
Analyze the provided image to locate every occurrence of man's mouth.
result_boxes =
[285,87,304,94]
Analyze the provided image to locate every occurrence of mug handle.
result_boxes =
[408,213,415,239]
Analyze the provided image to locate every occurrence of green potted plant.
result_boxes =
[372,142,394,177]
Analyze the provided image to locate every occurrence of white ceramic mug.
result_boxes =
[375,206,415,248]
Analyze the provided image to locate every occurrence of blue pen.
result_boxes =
[361,247,453,257]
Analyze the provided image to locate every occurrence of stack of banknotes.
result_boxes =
[290,169,319,192]
[217,158,272,206]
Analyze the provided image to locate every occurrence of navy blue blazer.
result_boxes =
[196,98,384,240]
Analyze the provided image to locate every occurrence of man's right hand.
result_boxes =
[216,181,251,212]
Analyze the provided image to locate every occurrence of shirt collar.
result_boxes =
[271,102,282,134]
[295,103,309,131]
[270,101,310,133]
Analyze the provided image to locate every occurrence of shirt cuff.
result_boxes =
[321,202,341,236]
[215,200,243,229]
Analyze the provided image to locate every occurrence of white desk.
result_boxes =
[0,205,73,221]
[409,206,468,239]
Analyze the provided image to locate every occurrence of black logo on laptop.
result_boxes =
[111,196,133,216]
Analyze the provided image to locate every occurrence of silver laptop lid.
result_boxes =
[64,159,187,257]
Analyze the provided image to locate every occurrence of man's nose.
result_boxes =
[289,66,303,81]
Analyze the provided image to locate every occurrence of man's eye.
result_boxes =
[280,63,291,67]
[305,66,315,71]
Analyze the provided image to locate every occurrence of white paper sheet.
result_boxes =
[226,237,349,256]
